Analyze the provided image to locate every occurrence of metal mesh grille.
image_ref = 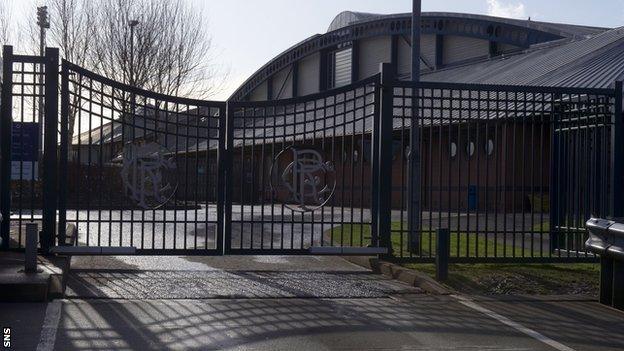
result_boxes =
[226,76,379,253]
[3,58,46,249]
[60,61,225,253]
[390,82,614,262]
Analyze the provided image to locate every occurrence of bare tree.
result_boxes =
[47,0,94,142]
[90,0,223,99]
[0,2,10,47]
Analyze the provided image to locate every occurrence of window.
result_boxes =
[450,142,457,159]
[466,142,475,158]
[485,139,495,156]
[330,47,352,88]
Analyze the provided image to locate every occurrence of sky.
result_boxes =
[5,0,624,99]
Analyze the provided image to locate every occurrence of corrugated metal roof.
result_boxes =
[419,27,624,89]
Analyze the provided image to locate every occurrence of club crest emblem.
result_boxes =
[121,142,178,209]
[271,146,336,212]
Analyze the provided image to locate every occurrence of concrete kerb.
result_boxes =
[343,256,452,295]
[49,223,77,298]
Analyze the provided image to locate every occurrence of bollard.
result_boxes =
[436,228,450,282]
[614,261,624,310]
[25,222,38,273]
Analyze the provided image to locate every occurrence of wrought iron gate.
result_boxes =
[225,76,383,255]
[1,45,621,261]
[55,60,226,255]
[0,47,58,252]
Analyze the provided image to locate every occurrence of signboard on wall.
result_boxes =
[11,122,40,180]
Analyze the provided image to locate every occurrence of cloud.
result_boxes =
[486,0,527,19]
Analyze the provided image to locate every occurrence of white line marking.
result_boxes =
[452,295,575,351]
[36,300,62,351]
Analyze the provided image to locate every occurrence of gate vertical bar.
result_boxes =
[611,81,624,218]
[216,104,227,254]
[0,45,13,250]
[409,0,422,252]
[378,63,394,255]
[57,61,69,244]
[549,94,561,254]
[370,76,381,246]
[223,102,234,254]
[41,47,59,252]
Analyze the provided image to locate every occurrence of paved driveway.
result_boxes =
[2,256,624,350]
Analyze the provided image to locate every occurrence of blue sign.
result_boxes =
[11,122,39,162]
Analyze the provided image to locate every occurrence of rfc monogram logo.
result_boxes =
[271,146,336,212]
[121,142,178,209]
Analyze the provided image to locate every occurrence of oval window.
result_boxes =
[466,142,475,157]
[485,139,495,156]
[450,142,457,159]
[353,149,359,163]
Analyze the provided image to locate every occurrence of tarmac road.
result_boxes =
[2,256,624,351]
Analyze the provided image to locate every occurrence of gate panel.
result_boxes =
[59,61,225,254]
[389,81,615,263]
[226,76,380,254]
[0,47,57,252]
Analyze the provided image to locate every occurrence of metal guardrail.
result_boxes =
[585,218,624,310]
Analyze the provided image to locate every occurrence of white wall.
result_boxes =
[272,66,293,99]
[397,34,436,76]
[359,36,391,78]
[443,35,489,65]
[248,81,268,101]
[298,52,320,96]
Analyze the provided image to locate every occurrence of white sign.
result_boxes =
[11,161,38,180]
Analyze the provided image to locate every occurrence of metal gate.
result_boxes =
[224,75,383,255]
[0,47,58,252]
[54,60,226,255]
[1,45,621,261]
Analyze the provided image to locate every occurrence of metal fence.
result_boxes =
[0,46,621,263]
[226,76,380,255]
[56,60,226,254]
[387,78,619,263]
[0,47,58,252]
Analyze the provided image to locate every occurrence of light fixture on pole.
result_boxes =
[36,6,50,161]
[128,19,140,87]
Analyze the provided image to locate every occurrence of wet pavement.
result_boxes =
[66,256,418,299]
[2,255,624,350]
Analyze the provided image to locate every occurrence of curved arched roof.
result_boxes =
[231,11,610,101]
[328,11,607,38]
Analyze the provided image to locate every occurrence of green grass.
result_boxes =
[327,222,544,258]
[407,263,599,295]
[328,221,598,296]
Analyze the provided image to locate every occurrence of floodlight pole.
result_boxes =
[37,6,50,161]
[408,0,422,253]
[129,19,140,88]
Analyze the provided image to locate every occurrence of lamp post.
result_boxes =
[36,6,50,162]
[128,19,140,87]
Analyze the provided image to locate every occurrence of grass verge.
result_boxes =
[406,263,599,296]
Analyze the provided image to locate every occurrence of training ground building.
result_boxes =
[71,11,624,212]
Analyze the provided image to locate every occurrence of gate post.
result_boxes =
[57,61,69,244]
[611,81,624,219]
[378,63,394,256]
[0,45,14,250]
[41,47,59,253]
